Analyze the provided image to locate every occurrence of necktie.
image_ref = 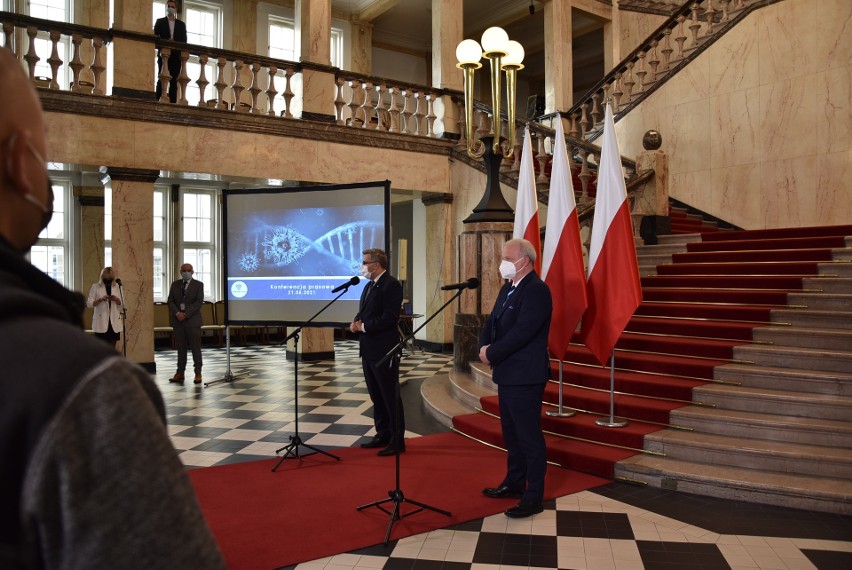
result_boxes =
[502,285,515,307]
[182,281,188,297]
[360,281,373,310]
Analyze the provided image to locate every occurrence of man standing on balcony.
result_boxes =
[154,0,187,103]
[168,263,204,384]
[0,49,225,567]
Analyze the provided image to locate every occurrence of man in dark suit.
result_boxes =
[479,238,552,518]
[154,0,187,103]
[167,263,204,384]
[350,248,405,456]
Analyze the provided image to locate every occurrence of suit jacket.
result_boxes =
[154,16,187,64]
[354,271,403,361]
[480,271,552,386]
[85,282,123,333]
[167,278,204,328]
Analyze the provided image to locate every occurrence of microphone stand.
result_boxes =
[116,281,127,357]
[356,286,468,545]
[272,283,355,470]
[204,324,249,387]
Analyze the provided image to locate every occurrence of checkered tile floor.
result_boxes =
[155,342,852,570]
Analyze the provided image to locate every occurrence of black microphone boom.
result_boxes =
[115,278,122,286]
[440,278,479,291]
[331,276,360,293]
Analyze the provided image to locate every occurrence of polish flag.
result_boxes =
[541,118,588,359]
[512,125,542,274]
[579,103,643,366]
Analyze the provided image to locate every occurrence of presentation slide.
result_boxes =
[223,181,390,325]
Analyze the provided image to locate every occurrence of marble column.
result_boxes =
[604,0,621,74]
[284,327,335,362]
[103,167,158,372]
[298,0,336,121]
[350,20,373,75]
[431,0,463,138]
[544,0,574,113]
[74,186,106,291]
[454,221,513,371]
[420,194,455,350]
[111,0,159,100]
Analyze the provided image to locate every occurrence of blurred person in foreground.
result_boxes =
[0,49,225,569]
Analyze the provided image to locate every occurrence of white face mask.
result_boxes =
[167,6,176,16]
[360,264,372,279]
[499,257,526,280]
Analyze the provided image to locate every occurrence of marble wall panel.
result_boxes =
[814,0,852,71]
[816,151,852,224]
[46,116,136,166]
[661,53,711,105]
[708,17,760,94]
[759,157,819,228]
[710,87,760,168]
[758,75,818,162]
[818,67,851,154]
[657,99,710,175]
[712,163,762,229]
[756,0,819,86]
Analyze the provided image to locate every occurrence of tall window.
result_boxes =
[29,0,73,88]
[30,179,70,286]
[181,189,215,299]
[266,14,344,68]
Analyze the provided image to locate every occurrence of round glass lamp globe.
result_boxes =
[456,39,483,65]
[503,40,525,67]
[481,26,509,56]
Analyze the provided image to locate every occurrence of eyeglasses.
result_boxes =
[362,260,376,265]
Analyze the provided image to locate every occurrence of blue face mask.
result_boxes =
[181,271,193,281]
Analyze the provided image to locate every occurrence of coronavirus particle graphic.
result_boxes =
[238,252,260,272]
[262,226,310,265]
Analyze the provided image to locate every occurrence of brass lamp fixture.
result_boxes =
[456,26,525,223]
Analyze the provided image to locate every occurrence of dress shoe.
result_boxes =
[360,436,389,449]
[504,501,544,518]
[194,374,202,384]
[376,443,405,456]
[482,485,523,499]
[169,372,185,384]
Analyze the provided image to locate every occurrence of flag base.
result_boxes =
[545,410,576,418]
[595,417,629,428]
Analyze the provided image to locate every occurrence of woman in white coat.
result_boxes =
[86,266,123,348]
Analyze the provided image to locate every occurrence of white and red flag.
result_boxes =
[512,125,542,274]
[579,103,643,366]
[541,118,588,359]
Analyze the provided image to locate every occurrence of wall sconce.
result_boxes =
[456,27,525,223]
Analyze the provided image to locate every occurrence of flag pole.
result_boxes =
[545,358,575,418]
[595,350,628,428]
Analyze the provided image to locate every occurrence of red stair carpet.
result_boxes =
[189,432,607,570]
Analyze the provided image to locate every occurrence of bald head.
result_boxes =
[0,49,51,253]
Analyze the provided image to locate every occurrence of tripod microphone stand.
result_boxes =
[272,280,359,470]
[357,286,472,545]
[204,324,250,387]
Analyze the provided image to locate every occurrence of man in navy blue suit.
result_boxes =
[350,248,406,456]
[479,238,552,518]
[154,0,188,103]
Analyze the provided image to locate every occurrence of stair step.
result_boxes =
[636,253,674,267]
[655,233,702,246]
[693,382,852,421]
[669,406,852,447]
[752,325,852,351]
[635,243,689,256]
[772,308,852,329]
[420,375,471,429]
[802,277,852,293]
[640,429,852,478]
[714,363,852,397]
[787,292,852,311]
[733,343,852,374]
[819,261,852,277]
[615,454,852,514]
[449,368,495,409]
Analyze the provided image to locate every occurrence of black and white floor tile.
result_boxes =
[156,342,852,570]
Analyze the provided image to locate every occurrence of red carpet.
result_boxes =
[189,432,608,570]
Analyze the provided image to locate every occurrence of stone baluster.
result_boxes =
[704,0,717,36]
[660,29,673,72]
[591,91,602,126]
[400,89,412,134]
[196,53,209,107]
[346,79,359,126]
[388,87,401,133]
[2,22,13,51]
[359,82,373,128]
[47,30,61,89]
[69,34,84,92]
[413,91,425,136]
[535,134,549,185]
[281,65,295,118]
[510,125,522,172]
[177,51,189,105]
[214,57,228,109]
[91,36,105,95]
[334,76,346,124]
[231,59,245,112]
[689,3,702,48]
[622,61,635,104]
[157,47,172,102]
[674,15,687,60]
[648,40,660,83]
[373,84,385,130]
[454,96,466,150]
[734,0,745,9]
[266,65,278,116]
[247,62,261,113]
[635,51,647,92]
[720,0,731,22]
[612,73,623,109]
[426,93,436,138]
[24,26,38,79]
[578,149,592,203]
[579,103,590,138]
[569,112,580,139]
[475,109,489,141]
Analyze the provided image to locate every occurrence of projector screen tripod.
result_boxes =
[357,284,476,544]
[272,280,360,470]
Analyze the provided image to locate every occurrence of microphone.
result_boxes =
[115,278,122,286]
[331,276,360,293]
[440,277,479,291]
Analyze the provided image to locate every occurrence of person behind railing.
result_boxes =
[154,0,187,103]
[86,265,123,349]
[0,49,225,568]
